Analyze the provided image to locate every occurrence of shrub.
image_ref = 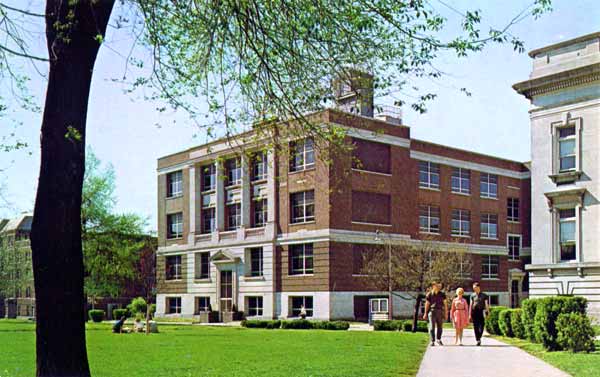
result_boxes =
[416,321,428,333]
[112,308,129,320]
[241,320,281,329]
[281,319,312,329]
[129,297,147,315]
[521,299,539,342]
[556,313,596,353]
[485,306,508,335]
[373,320,403,331]
[149,304,156,317]
[534,296,588,351]
[88,309,104,323]
[402,321,413,332]
[498,309,514,337]
[511,309,525,339]
[313,321,350,330]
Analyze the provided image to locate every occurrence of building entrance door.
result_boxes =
[369,298,389,323]
[220,270,233,318]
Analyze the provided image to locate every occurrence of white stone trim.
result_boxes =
[333,124,411,148]
[157,162,192,175]
[530,97,600,118]
[410,150,530,179]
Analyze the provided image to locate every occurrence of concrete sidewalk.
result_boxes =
[416,328,570,377]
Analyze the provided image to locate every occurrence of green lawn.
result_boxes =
[0,320,428,377]
[494,335,600,377]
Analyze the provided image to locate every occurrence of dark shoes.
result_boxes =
[431,341,435,346]
[476,340,481,346]
[437,340,444,346]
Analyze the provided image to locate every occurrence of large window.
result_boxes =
[289,138,315,172]
[202,207,216,234]
[291,190,315,223]
[291,296,313,317]
[451,168,470,194]
[247,296,263,316]
[167,212,183,239]
[480,214,498,239]
[419,205,440,234]
[480,173,498,199]
[166,255,182,280]
[252,151,268,181]
[166,170,183,198]
[558,125,577,172]
[481,255,499,279]
[195,297,211,313]
[507,198,520,222]
[226,203,241,230]
[195,252,210,279]
[290,243,314,275]
[253,198,268,227]
[508,235,521,261]
[559,208,577,261]
[419,161,440,189]
[167,297,182,314]
[249,247,264,277]
[351,138,390,174]
[225,158,242,186]
[451,209,470,237]
[201,164,216,191]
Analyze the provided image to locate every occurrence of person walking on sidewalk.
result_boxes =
[469,281,490,346]
[450,287,469,345]
[423,281,448,346]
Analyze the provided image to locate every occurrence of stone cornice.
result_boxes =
[513,63,600,99]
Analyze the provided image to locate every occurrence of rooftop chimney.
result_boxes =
[333,69,374,117]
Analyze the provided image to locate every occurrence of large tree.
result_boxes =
[0,0,551,375]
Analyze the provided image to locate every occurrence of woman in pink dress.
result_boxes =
[450,287,469,345]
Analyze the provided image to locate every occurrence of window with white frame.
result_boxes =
[289,138,315,172]
[481,255,499,279]
[480,173,498,199]
[225,158,242,186]
[201,164,216,191]
[201,207,216,234]
[418,161,440,189]
[195,297,210,313]
[558,125,577,172]
[166,255,182,280]
[247,296,263,316]
[195,252,210,279]
[451,209,470,236]
[507,198,520,222]
[451,168,470,194]
[166,171,183,198]
[167,212,183,239]
[290,243,314,275]
[249,247,264,277]
[291,190,315,223]
[291,296,313,317]
[480,214,498,239]
[167,297,182,314]
[253,198,268,227]
[559,208,577,262]
[226,203,241,230]
[508,235,521,261]
[419,205,440,233]
[252,151,268,181]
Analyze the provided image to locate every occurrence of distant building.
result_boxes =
[514,31,600,318]
[155,72,531,321]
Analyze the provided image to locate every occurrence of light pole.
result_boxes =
[375,229,393,320]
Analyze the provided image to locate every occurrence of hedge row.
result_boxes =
[241,319,350,330]
[373,320,428,333]
[88,309,104,323]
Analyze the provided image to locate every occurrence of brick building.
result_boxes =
[155,76,532,321]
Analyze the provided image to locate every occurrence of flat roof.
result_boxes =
[529,31,600,57]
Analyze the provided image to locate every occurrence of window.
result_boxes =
[226,203,241,230]
[508,235,521,261]
[451,168,470,194]
[507,198,520,222]
[166,255,182,280]
[195,297,211,313]
[220,270,233,312]
[481,255,499,279]
[167,212,183,239]
[291,191,315,223]
[559,208,577,261]
[202,207,216,234]
[480,173,498,199]
[167,297,182,314]
[351,138,391,174]
[558,125,576,172]
[225,158,242,186]
[247,296,263,316]
[289,138,315,172]
[451,209,470,236]
[290,243,314,275]
[201,164,216,191]
[166,171,183,198]
[419,205,440,233]
[352,191,391,225]
[419,161,440,189]
[253,198,268,227]
[195,252,210,279]
[249,247,264,277]
[291,296,313,317]
[458,255,471,279]
[252,152,268,181]
[25,287,31,298]
[480,214,498,239]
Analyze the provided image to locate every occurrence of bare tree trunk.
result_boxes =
[30,1,114,376]
[412,294,423,333]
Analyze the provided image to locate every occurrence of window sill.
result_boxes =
[451,191,471,197]
[351,168,392,177]
[549,170,582,184]
[481,277,500,281]
[451,234,471,238]
[289,220,316,226]
[166,237,184,241]
[251,178,268,184]
[480,196,498,201]
[244,276,265,281]
[201,189,216,195]
[419,186,440,192]
[351,221,392,227]
[288,274,314,277]
[166,194,184,200]
[507,220,520,224]
[193,278,211,283]
[419,231,441,236]
[480,237,499,241]
[165,279,183,282]
[225,184,242,190]
[288,167,316,175]
[351,274,370,277]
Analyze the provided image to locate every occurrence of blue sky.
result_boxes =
[0,0,598,231]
